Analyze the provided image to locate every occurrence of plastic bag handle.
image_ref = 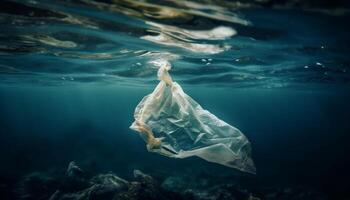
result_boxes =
[157,64,173,86]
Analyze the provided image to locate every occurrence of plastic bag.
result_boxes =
[130,61,256,174]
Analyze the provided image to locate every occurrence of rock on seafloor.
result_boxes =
[10,161,328,200]
[14,161,182,200]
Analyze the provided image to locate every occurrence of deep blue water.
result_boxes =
[0,0,350,199]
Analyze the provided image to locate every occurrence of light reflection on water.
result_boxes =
[0,0,349,88]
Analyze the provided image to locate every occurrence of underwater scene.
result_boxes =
[1,0,350,199]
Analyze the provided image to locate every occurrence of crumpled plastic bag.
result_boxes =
[130,61,256,174]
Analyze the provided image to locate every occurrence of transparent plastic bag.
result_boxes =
[130,61,256,174]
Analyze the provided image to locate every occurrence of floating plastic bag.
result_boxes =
[130,61,255,174]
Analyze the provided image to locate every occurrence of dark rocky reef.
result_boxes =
[8,161,328,200]
[13,161,182,200]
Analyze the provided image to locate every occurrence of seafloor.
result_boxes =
[0,161,329,200]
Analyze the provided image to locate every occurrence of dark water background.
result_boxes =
[1,0,350,199]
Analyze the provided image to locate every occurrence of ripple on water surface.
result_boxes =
[0,0,349,88]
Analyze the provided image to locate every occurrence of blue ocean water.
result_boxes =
[0,0,350,199]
